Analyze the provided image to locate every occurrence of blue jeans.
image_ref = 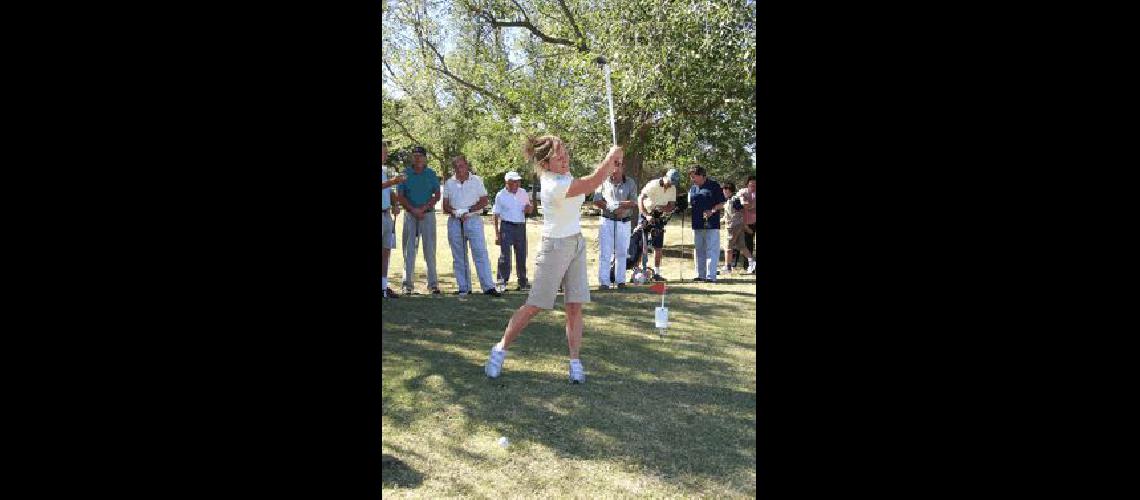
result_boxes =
[693,229,721,281]
[448,215,495,292]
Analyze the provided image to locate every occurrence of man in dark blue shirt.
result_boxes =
[687,165,727,282]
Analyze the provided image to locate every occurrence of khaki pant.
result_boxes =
[525,233,590,309]
[382,210,395,249]
[401,211,439,290]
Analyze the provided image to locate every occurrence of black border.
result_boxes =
[53,0,1046,497]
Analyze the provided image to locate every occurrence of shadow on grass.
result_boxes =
[381,453,424,489]
[382,290,756,493]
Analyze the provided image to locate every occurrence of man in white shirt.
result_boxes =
[492,171,534,291]
[381,141,405,299]
[442,156,500,297]
[633,169,679,281]
[591,163,638,289]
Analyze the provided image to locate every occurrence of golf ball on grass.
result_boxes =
[498,436,509,448]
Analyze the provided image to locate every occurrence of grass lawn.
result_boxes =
[383,213,757,498]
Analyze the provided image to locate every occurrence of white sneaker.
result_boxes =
[569,360,585,384]
[485,346,507,378]
[747,261,757,273]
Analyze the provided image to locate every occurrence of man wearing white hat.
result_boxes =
[492,171,534,291]
[442,155,500,297]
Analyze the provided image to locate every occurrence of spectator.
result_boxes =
[741,175,756,272]
[721,182,756,274]
[591,161,638,289]
[442,156,499,297]
[381,141,405,299]
[687,166,726,282]
[397,146,442,294]
[492,171,534,291]
[634,169,679,281]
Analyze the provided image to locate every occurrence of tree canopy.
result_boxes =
[382,0,755,195]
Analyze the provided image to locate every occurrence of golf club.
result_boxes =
[595,56,617,146]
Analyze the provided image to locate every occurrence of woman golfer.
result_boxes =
[485,135,623,384]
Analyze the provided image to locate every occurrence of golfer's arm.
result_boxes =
[442,198,452,213]
[566,161,611,198]
[493,214,500,233]
[592,196,607,210]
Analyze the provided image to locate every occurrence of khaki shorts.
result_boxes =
[382,210,395,249]
[525,233,591,309]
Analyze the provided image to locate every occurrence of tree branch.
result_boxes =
[386,115,422,146]
[481,10,583,50]
[426,64,519,115]
[509,0,532,25]
[555,0,585,45]
[382,59,430,114]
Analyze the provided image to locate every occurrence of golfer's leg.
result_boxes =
[402,212,418,290]
[468,218,496,292]
[497,304,542,350]
[448,217,470,292]
[564,302,584,360]
[597,219,612,286]
[614,220,630,283]
[422,212,438,289]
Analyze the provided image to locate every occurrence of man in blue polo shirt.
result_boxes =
[687,165,727,282]
[397,146,442,294]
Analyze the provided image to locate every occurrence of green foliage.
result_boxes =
[382,0,755,186]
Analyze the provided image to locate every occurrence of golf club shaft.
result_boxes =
[604,64,616,146]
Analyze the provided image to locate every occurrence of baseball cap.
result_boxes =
[504,171,522,181]
[411,146,427,155]
[664,169,680,185]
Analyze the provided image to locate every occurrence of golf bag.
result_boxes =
[622,209,671,273]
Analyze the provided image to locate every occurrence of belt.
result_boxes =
[603,215,630,222]
[501,220,525,225]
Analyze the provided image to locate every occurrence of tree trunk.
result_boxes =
[625,152,645,186]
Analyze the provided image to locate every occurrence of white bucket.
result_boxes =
[655,306,669,328]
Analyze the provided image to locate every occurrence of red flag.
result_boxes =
[648,282,666,294]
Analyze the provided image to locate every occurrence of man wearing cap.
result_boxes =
[492,171,534,291]
[381,141,405,299]
[397,146,442,294]
[442,155,500,297]
[687,165,727,282]
[591,161,638,289]
[634,169,679,281]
